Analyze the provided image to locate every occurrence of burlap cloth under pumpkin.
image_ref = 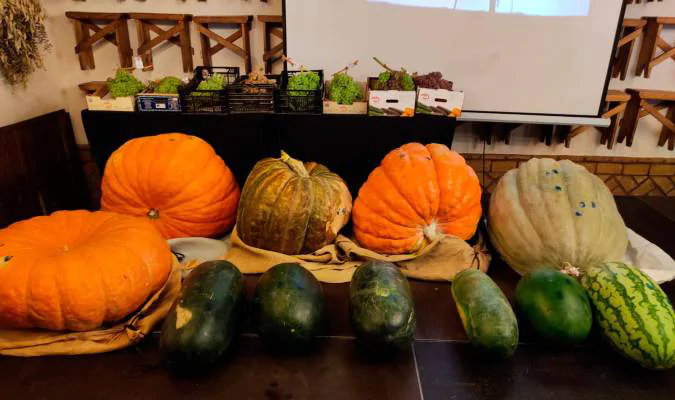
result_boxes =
[223,227,490,283]
[0,259,182,357]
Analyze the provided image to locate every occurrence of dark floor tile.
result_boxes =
[638,196,675,222]
[409,280,466,341]
[0,336,421,400]
[415,341,675,400]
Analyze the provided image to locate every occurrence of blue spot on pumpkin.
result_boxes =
[575,211,583,217]
[580,201,586,208]
[553,169,559,174]
[591,201,596,208]
[555,185,562,192]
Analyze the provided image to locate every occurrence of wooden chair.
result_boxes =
[635,17,675,78]
[617,89,675,150]
[258,15,284,74]
[193,16,253,74]
[612,19,646,81]
[66,12,133,70]
[564,90,631,149]
[129,13,193,72]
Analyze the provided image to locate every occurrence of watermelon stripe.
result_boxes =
[590,273,657,366]
[582,262,675,370]
[623,267,670,362]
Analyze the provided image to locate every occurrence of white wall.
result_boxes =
[455,0,675,158]
[0,0,673,159]
[0,0,281,142]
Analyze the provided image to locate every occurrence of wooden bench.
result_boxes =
[193,16,253,74]
[635,17,675,78]
[617,89,675,150]
[258,15,284,74]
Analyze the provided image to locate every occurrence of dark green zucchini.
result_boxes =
[159,260,245,367]
[252,263,324,344]
[349,261,416,346]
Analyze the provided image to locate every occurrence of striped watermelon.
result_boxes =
[581,262,675,370]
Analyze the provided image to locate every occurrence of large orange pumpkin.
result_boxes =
[101,133,240,239]
[352,143,481,255]
[0,210,173,332]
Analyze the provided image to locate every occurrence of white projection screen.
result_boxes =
[284,0,624,118]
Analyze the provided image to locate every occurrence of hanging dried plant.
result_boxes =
[0,0,51,87]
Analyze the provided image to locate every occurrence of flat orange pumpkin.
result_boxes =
[352,143,482,255]
[0,210,173,332]
[101,133,240,239]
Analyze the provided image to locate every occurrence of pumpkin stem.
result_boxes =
[280,150,309,177]
[561,262,581,278]
[147,208,160,220]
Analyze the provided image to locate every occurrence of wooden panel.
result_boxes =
[65,12,126,20]
[193,16,250,24]
[257,15,283,23]
[0,111,89,228]
[127,13,190,21]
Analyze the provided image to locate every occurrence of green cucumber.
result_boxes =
[515,269,592,344]
[452,269,519,357]
[349,261,416,346]
[252,263,324,344]
[160,260,245,368]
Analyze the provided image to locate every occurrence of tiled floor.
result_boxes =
[0,197,673,399]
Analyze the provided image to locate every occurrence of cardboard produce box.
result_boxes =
[323,81,368,115]
[85,84,135,112]
[416,88,464,117]
[367,78,415,117]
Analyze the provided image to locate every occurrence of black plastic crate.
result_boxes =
[179,66,239,113]
[276,70,324,114]
[227,74,279,114]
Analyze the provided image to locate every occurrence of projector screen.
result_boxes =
[284,0,624,118]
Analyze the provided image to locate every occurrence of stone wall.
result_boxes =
[463,154,675,196]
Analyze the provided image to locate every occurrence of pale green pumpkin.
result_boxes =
[488,158,627,275]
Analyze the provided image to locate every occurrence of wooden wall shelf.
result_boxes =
[193,16,253,74]
[613,19,646,81]
[129,13,193,72]
[66,12,133,70]
[564,90,632,149]
[258,15,284,74]
[635,17,675,78]
[618,89,675,150]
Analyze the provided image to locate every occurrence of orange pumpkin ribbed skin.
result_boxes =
[0,210,173,332]
[101,133,240,239]
[352,143,482,255]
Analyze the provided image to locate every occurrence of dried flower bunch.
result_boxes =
[0,0,51,87]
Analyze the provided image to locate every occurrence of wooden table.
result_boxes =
[0,197,673,399]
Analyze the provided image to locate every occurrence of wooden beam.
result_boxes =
[83,20,117,45]
[138,23,182,54]
[193,15,250,24]
[257,15,283,23]
[635,18,661,78]
[641,101,675,134]
[263,42,284,61]
[638,103,668,119]
[66,12,126,20]
[658,105,675,148]
[638,89,675,101]
[195,23,245,57]
[271,28,284,39]
[602,103,627,119]
[606,90,631,103]
[73,19,95,70]
[145,21,181,46]
[179,20,193,72]
[74,19,119,53]
[199,22,212,67]
[78,81,106,92]
[128,13,189,21]
[116,18,133,68]
[649,46,675,69]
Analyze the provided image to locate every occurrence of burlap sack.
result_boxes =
[223,227,490,283]
[0,259,181,357]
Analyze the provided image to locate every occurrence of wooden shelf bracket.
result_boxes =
[635,17,675,78]
[129,13,194,72]
[193,16,253,74]
[258,15,284,74]
[66,12,133,70]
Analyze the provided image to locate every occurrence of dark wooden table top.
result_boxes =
[1,197,674,400]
